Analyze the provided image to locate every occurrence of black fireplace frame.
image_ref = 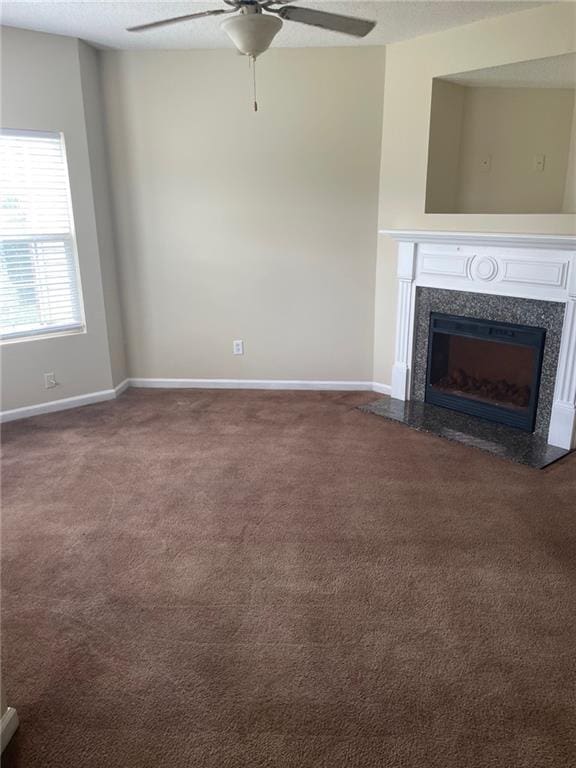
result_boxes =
[424,313,546,432]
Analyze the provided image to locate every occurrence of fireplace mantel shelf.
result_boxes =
[380,230,576,251]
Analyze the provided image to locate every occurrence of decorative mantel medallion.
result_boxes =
[469,254,499,282]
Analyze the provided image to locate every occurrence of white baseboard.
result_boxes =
[0,378,392,424]
[0,387,117,424]
[372,382,392,396]
[129,378,378,392]
[548,400,576,450]
[114,378,130,397]
[1,707,19,753]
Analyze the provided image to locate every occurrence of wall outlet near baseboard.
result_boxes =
[44,372,57,389]
[233,340,244,355]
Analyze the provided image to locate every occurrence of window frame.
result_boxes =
[0,128,86,344]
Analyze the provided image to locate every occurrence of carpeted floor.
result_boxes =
[1,388,576,767]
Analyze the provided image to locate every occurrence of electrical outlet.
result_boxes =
[479,155,492,173]
[533,154,546,172]
[233,340,244,355]
[44,372,57,389]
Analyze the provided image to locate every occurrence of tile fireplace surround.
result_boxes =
[384,231,576,451]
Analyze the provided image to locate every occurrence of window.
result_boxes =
[0,129,85,341]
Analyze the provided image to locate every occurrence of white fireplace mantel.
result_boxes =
[380,230,576,251]
[382,230,576,450]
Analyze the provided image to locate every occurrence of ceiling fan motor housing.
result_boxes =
[221,12,283,57]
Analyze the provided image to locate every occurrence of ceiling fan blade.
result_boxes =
[127,9,232,33]
[275,6,375,37]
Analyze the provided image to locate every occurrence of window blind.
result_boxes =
[0,129,85,341]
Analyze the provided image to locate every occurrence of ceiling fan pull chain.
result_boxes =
[251,55,258,112]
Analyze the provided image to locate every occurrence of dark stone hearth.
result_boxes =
[360,396,570,469]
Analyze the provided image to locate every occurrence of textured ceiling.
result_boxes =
[444,52,576,89]
[0,1,542,50]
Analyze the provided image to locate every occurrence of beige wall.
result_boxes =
[425,79,465,214]
[374,2,576,387]
[456,86,574,214]
[2,5,575,400]
[426,83,575,215]
[563,96,576,213]
[101,46,385,382]
[78,42,127,386]
[0,27,123,410]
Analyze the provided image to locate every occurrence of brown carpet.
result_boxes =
[1,388,576,767]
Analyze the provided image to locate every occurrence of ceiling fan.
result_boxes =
[127,1,377,58]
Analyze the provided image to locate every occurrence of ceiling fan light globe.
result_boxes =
[221,13,283,57]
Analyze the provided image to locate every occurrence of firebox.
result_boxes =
[425,313,546,432]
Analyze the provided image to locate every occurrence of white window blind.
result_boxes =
[0,129,85,341]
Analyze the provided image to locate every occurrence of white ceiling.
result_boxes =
[0,1,543,51]
[444,52,576,89]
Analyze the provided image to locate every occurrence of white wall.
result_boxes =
[101,46,385,383]
[0,27,124,410]
[374,2,576,387]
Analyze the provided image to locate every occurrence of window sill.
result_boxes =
[0,326,86,346]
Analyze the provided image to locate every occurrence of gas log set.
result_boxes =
[435,368,531,409]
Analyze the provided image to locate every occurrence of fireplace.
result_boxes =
[425,313,546,432]
[383,230,575,452]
